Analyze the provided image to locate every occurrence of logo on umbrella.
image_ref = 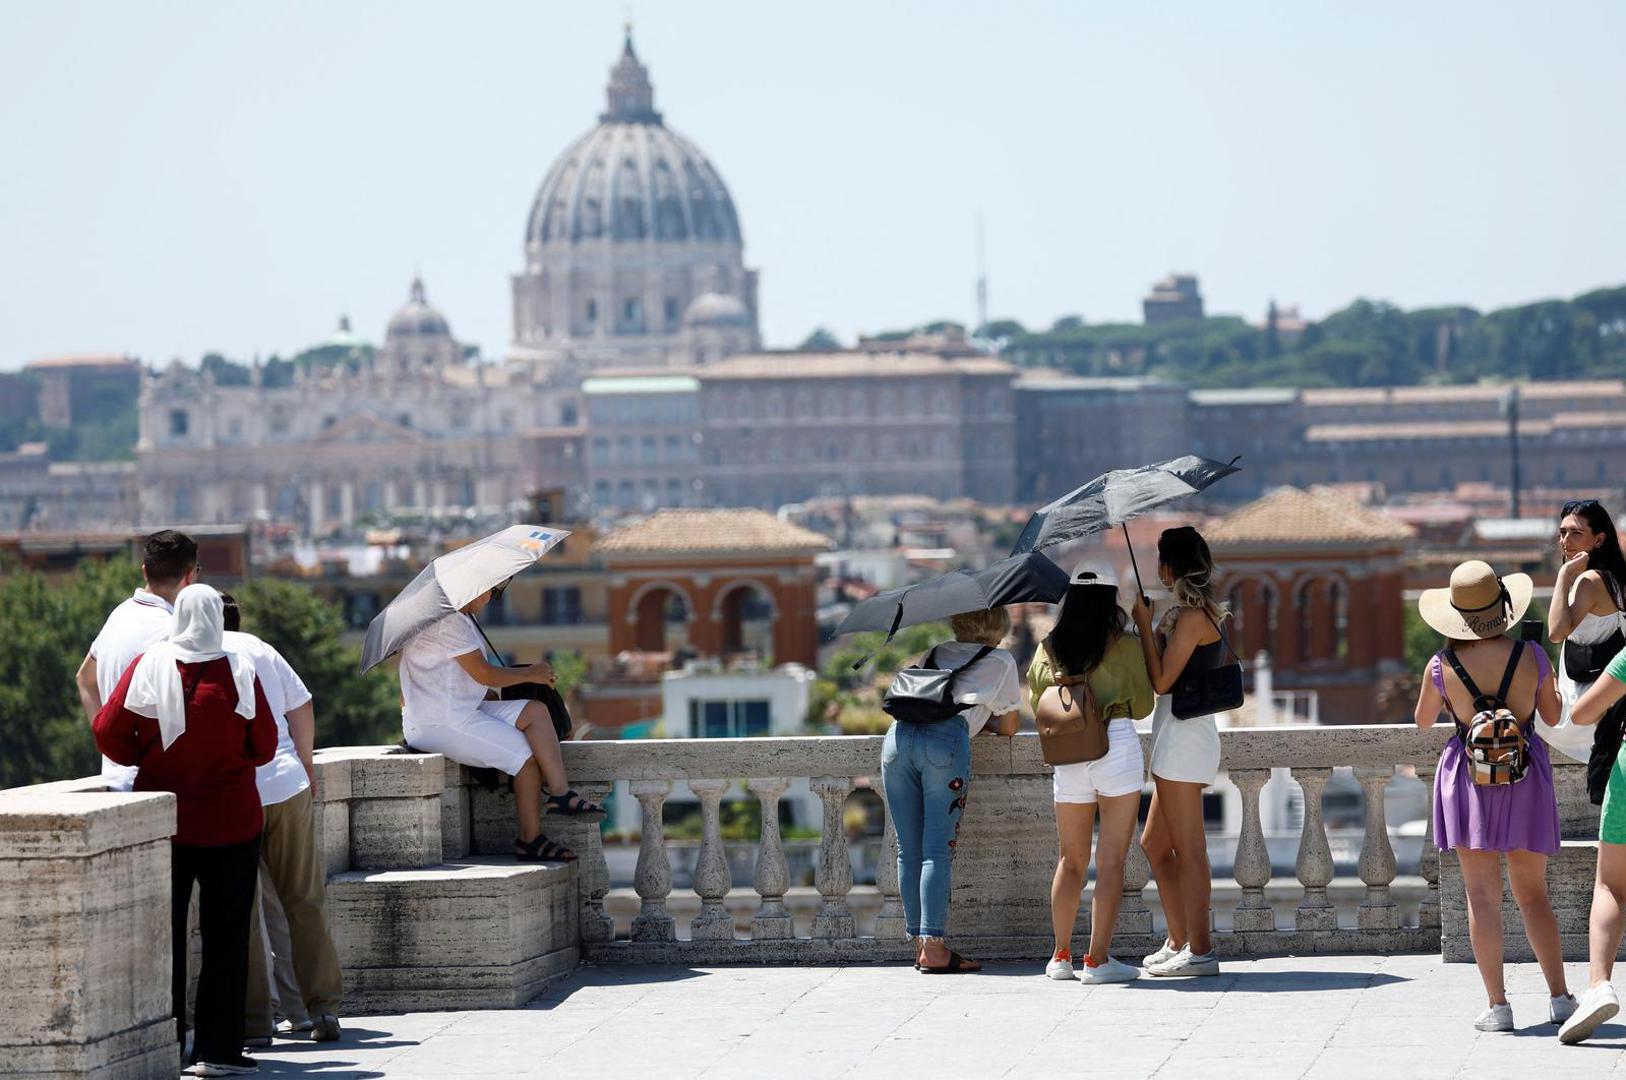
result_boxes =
[521,529,558,555]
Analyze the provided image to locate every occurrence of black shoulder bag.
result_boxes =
[1170,612,1245,720]
[469,615,573,743]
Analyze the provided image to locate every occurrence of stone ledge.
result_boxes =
[329,859,579,1015]
[0,1019,177,1080]
[314,746,442,799]
[0,792,175,859]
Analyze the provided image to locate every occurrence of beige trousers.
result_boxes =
[245,786,343,1034]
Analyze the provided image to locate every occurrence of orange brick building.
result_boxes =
[581,509,831,732]
[1206,487,1414,725]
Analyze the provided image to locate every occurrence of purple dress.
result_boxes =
[1431,642,1560,855]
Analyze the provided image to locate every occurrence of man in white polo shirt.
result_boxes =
[219,592,344,1047]
[75,530,198,791]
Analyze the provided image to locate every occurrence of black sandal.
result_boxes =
[514,835,577,862]
[544,790,607,819]
[919,950,982,974]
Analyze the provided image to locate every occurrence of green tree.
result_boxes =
[232,579,401,748]
[798,327,842,352]
[0,558,139,786]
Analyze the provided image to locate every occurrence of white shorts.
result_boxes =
[1052,718,1145,804]
[403,699,532,776]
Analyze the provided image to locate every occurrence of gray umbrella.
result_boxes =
[1010,454,1240,598]
[358,524,569,673]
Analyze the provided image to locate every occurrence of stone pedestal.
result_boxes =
[328,859,580,1013]
[949,740,1057,939]
[324,748,445,870]
[0,791,179,1079]
[1440,840,1617,963]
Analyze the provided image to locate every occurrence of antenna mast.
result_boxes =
[975,213,988,333]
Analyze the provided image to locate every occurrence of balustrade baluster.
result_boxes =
[1354,766,1399,930]
[1230,769,1274,932]
[630,779,675,942]
[574,781,614,943]
[873,786,906,940]
[810,776,856,939]
[1415,763,1440,930]
[688,778,735,941]
[746,778,794,940]
[1115,832,1151,937]
[1291,767,1336,931]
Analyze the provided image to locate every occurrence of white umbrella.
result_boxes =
[358,524,569,673]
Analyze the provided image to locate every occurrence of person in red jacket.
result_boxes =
[95,583,277,1078]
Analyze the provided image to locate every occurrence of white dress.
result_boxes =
[1546,607,1626,763]
[1147,608,1222,786]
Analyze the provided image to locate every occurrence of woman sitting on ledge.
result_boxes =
[399,584,603,862]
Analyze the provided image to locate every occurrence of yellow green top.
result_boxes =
[1026,632,1155,721]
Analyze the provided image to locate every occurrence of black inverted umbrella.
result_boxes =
[834,550,1070,642]
[1009,454,1241,597]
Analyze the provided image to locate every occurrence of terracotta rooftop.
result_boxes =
[594,509,833,556]
[1207,487,1415,547]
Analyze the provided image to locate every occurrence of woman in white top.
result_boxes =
[1547,499,1626,1043]
[400,585,602,862]
[1549,500,1626,764]
[1130,526,1226,978]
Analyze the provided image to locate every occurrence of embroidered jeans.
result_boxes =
[880,717,971,938]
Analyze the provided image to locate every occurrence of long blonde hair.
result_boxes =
[1158,526,1228,624]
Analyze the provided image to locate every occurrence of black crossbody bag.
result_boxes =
[469,615,572,743]
[1170,612,1245,720]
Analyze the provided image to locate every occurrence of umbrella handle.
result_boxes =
[1124,523,1149,606]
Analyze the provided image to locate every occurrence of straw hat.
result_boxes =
[1417,560,1533,640]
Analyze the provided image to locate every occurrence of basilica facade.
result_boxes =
[135,32,1022,534]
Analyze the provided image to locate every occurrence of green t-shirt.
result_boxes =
[1026,632,1155,720]
[1606,647,1626,686]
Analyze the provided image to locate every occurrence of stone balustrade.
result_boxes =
[558,725,1548,963]
[4,723,1608,1072]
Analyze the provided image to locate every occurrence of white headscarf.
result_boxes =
[124,584,258,749]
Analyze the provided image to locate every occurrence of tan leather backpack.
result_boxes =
[1035,642,1110,766]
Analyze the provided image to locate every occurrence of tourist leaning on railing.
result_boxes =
[1412,560,1574,1034]
[1030,572,1155,984]
[880,607,1020,974]
[75,529,199,793]
[1557,641,1626,1042]
[93,584,277,1078]
[1130,526,1227,978]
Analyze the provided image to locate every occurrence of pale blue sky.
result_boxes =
[1,1,1622,369]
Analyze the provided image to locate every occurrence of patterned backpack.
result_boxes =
[1442,644,1530,786]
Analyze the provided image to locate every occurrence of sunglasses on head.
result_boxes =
[1562,499,1602,516]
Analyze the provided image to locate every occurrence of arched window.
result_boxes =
[1295,579,1318,661]
[1329,579,1350,660]
[1226,582,1248,654]
[1260,581,1279,659]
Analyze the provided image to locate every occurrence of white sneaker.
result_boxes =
[1147,946,1220,977]
[1143,941,1180,968]
[1559,983,1620,1044]
[275,1018,315,1036]
[1045,955,1077,980]
[1079,957,1141,984]
[1474,1003,1515,1032]
[1550,993,1578,1025]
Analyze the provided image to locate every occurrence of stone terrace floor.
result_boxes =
[254,955,1626,1079]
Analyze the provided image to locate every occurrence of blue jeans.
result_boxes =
[880,718,971,938]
